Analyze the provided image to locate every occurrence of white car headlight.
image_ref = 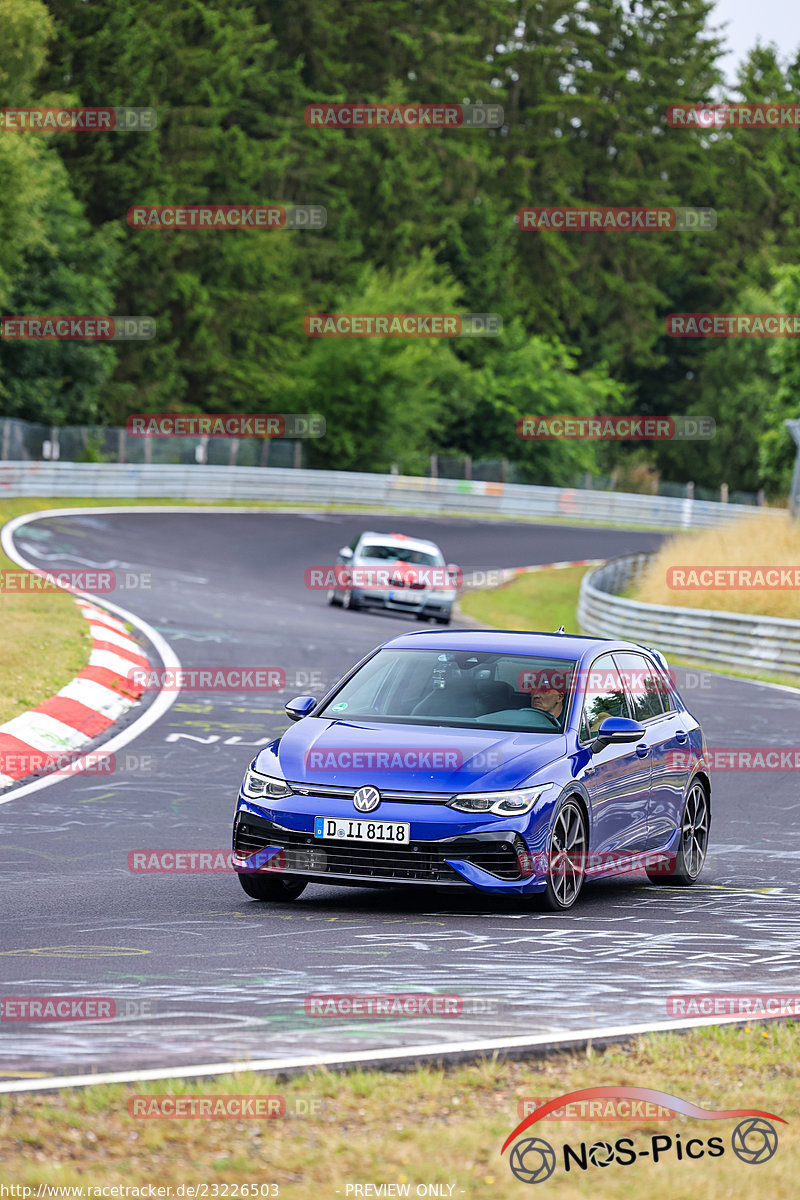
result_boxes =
[242,767,293,800]
[449,783,553,816]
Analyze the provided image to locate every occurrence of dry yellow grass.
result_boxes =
[0,1024,796,1197]
[635,512,800,619]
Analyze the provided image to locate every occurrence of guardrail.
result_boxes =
[0,462,785,531]
[578,553,800,679]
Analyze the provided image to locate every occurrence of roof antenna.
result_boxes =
[554,625,566,634]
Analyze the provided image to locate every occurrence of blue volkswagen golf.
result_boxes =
[231,630,710,910]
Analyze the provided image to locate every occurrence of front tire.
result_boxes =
[647,779,709,886]
[327,589,341,606]
[341,588,360,610]
[540,797,587,911]
[238,872,307,901]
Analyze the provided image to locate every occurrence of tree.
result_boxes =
[0,0,118,421]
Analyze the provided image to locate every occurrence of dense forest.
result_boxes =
[1,0,799,493]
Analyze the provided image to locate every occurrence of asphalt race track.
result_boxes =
[1,509,799,1083]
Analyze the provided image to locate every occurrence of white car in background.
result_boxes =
[328,531,458,624]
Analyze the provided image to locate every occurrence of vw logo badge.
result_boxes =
[353,785,381,813]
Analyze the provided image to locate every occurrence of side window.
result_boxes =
[659,677,675,713]
[580,709,591,743]
[613,652,666,721]
[349,534,360,552]
[581,654,629,739]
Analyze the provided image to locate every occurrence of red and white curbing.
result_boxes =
[0,599,149,789]
[460,557,607,592]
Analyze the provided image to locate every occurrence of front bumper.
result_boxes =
[352,587,454,616]
[232,809,546,893]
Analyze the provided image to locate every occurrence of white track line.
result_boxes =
[0,503,796,1091]
[0,1012,777,1094]
[0,509,182,805]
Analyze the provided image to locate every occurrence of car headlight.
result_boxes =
[449,783,553,816]
[242,767,293,800]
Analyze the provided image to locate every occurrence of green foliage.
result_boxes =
[761,265,800,493]
[0,0,119,421]
[301,252,469,472]
[0,0,797,496]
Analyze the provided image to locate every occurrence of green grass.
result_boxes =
[0,1024,796,1196]
[458,565,588,635]
[0,506,92,725]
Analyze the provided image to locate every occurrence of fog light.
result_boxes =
[514,835,535,878]
[516,852,534,877]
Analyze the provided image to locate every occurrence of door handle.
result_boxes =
[583,764,596,776]
[636,745,649,758]
[675,730,688,743]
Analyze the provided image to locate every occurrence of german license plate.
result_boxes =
[314,816,410,843]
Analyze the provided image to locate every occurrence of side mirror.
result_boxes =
[591,716,645,754]
[338,546,354,560]
[285,695,317,722]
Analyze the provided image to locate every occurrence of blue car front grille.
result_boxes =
[233,814,524,884]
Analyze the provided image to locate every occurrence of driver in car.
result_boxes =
[479,668,572,729]
[530,674,567,723]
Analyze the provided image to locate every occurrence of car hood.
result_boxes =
[256,718,567,793]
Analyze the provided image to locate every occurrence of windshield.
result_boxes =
[359,543,442,566]
[316,648,578,733]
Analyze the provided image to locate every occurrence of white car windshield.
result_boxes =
[359,544,442,566]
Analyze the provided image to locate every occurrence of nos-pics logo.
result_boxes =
[501,1087,783,1184]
